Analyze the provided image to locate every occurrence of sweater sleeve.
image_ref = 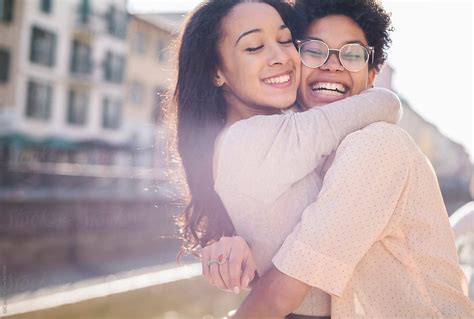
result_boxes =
[272,123,411,296]
[214,88,401,205]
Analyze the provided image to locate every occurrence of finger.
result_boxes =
[228,248,243,292]
[216,239,232,291]
[241,258,257,288]
[219,264,232,291]
[232,236,253,289]
[218,255,232,291]
[209,243,229,291]
[209,262,228,290]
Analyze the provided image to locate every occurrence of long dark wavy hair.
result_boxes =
[168,0,304,257]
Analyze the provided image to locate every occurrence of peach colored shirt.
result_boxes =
[215,88,473,317]
[272,123,474,317]
[215,89,402,316]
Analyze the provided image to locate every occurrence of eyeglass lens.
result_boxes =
[299,41,370,72]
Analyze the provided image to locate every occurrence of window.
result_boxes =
[67,90,88,125]
[0,0,14,22]
[134,31,147,54]
[104,51,125,83]
[70,39,91,74]
[0,49,9,82]
[106,5,127,39]
[130,81,144,105]
[30,26,57,67]
[102,97,121,129]
[26,80,52,120]
[156,39,167,63]
[78,0,90,23]
[40,0,52,14]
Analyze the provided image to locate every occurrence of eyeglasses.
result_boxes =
[295,39,375,72]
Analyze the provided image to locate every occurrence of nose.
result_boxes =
[268,43,290,66]
[320,51,344,72]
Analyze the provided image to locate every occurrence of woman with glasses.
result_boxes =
[197,1,473,318]
[171,0,401,317]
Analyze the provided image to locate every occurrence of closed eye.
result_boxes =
[305,49,325,57]
[245,45,264,52]
[279,39,293,45]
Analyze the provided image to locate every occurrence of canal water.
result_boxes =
[1,196,189,295]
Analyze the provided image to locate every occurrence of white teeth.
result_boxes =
[263,74,290,85]
[312,82,346,93]
[319,89,343,96]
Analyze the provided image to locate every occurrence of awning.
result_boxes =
[0,132,133,151]
[0,133,78,150]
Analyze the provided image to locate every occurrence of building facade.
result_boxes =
[124,14,179,168]
[0,0,159,193]
[0,0,128,144]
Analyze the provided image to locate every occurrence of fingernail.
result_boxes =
[242,276,249,288]
[233,286,240,294]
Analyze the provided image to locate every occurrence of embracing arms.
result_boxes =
[232,125,412,318]
[215,88,401,205]
[205,90,403,313]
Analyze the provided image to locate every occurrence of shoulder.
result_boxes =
[342,122,412,150]
[214,113,290,184]
[224,112,294,143]
[336,122,414,169]
[218,112,295,162]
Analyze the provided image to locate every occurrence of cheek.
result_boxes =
[300,66,312,86]
[289,47,301,65]
[350,73,369,93]
[224,57,257,86]
[231,68,262,97]
[291,52,302,86]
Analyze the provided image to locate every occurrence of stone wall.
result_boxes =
[0,198,184,294]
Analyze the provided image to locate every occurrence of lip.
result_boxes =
[309,88,346,104]
[305,77,351,105]
[261,70,293,81]
[261,71,294,89]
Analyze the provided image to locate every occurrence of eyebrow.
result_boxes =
[306,36,367,46]
[235,24,289,45]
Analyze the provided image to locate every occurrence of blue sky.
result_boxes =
[128,0,473,158]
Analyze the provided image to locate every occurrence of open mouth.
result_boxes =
[311,82,348,95]
[263,73,291,85]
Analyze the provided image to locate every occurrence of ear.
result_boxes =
[367,68,377,87]
[215,69,226,87]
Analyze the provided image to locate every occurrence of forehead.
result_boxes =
[306,14,368,46]
[221,2,285,39]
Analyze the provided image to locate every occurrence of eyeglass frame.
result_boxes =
[295,39,375,72]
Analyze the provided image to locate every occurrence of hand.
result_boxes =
[201,236,257,293]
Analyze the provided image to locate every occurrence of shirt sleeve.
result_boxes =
[215,88,402,205]
[272,123,412,297]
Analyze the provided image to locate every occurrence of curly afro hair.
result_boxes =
[294,0,393,71]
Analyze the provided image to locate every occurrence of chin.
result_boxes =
[264,100,293,110]
[300,98,323,109]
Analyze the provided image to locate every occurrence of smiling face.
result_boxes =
[216,2,301,120]
[297,15,377,109]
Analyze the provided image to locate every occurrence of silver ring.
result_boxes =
[208,254,227,266]
[208,259,220,266]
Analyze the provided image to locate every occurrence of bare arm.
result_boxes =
[232,266,309,319]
